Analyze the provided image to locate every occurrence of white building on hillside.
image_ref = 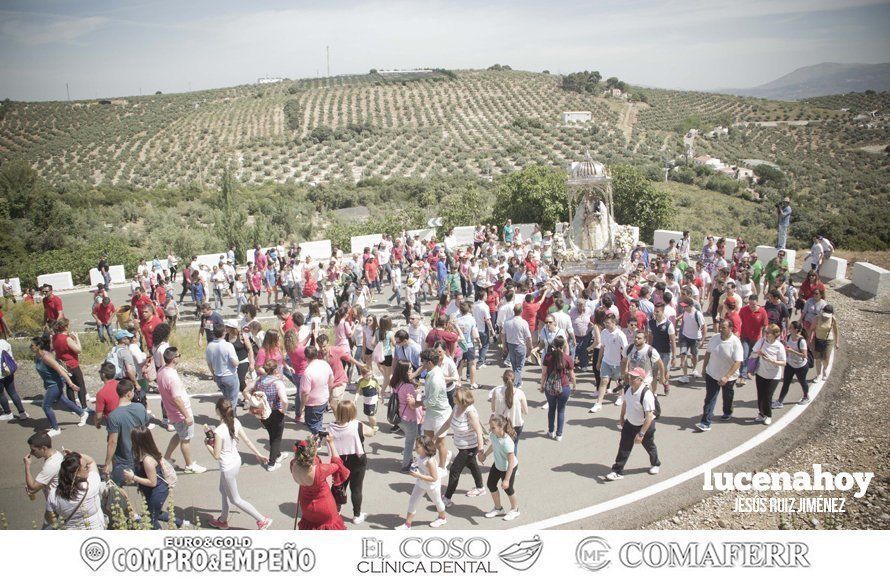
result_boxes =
[693,155,725,170]
[562,111,592,123]
[257,77,284,84]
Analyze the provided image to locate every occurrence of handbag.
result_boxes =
[1,349,17,377]
[331,482,348,506]
[372,342,385,364]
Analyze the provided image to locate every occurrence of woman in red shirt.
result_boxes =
[51,319,87,409]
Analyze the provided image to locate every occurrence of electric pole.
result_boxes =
[326,45,330,77]
[66,83,70,101]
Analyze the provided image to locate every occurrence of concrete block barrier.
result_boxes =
[851,262,889,297]
[37,272,74,291]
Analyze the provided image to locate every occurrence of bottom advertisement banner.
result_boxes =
[2,530,884,577]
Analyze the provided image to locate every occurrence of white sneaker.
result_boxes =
[395,523,411,530]
[546,431,555,439]
[266,461,282,472]
[163,420,175,432]
[556,435,563,442]
[148,423,156,430]
[589,403,603,413]
[649,466,660,475]
[764,417,772,425]
[693,369,702,378]
[184,463,207,474]
[678,376,690,384]
[0,413,13,421]
[353,513,367,524]
[78,412,89,427]
[430,517,448,528]
[503,509,521,521]
[605,471,623,481]
[276,452,290,464]
[484,508,505,518]
[470,383,480,390]
[615,396,624,406]
[48,428,62,437]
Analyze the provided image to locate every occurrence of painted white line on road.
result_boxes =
[514,379,826,530]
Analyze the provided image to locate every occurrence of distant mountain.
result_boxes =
[719,62,890,101]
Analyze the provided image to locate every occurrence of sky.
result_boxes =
[1,0,888,101]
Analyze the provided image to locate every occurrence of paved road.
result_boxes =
[0,290,819,530]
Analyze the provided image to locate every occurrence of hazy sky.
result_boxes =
[1,0,888,101]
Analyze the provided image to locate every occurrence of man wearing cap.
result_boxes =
[109,330,140,389]
[776,197,792,249]
[696,319,744,431]
[606,367,660,481]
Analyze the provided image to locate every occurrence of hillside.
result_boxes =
[723,62,890,101]
[0,69,888,255]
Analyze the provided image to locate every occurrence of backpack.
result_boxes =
[544,369,564,397]
[1,349,17,377]
[387,385,402,426]
[623,383,661,420]
[105,346,127,380]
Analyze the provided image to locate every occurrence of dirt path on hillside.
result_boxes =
[617,102,637,142]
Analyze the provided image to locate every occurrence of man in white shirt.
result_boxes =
[24,431,62,527]
[496,290,517,333]
[606,367,660,480]
[550,296,576,351]
[696,319,743,431]
[502,304,532,388]
[591,314,627,413]
[472,292,494,368]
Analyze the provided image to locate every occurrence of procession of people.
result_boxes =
[1,213,842,531]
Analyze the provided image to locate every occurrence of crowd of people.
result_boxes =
[0,215,843,530]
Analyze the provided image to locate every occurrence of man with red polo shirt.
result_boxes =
[738,294,768,386]
[425,316,459,357]
[316,333,363,412]
[94,362,121,428]
[138,303,162,351]
[92,296,117,344]
[130,287,153,323]
[41,285,64,328]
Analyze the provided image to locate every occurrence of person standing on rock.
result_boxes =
[776,197,792,249]
[695,319,744,431]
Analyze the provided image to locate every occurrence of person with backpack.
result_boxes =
[541,335,575,442]
[695,319,744,431]
[606,367,661,481]
[622,330,667,397]
[774,320,811,407]
[107,330,145,404]
[676,298,706,384]
[123,426,187,529]
[809,304,839,386]
[647,303,677,392]
[0,337,27,421]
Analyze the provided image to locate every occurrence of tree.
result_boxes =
[0,160,38,219]
[561,71,602,93]
[214,167,246,255]
[754,164,786,188]
[492,164,567,230]
[610,164,674,241]
[439,183,492,232]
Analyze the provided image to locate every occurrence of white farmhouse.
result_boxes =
[562,111,592,123]
[257,77,284,84]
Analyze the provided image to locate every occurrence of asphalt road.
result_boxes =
[0,288,818,530]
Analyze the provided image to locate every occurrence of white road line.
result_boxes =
[514,379,826,530]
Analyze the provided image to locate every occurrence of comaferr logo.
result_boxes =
[618,542,810,568]
[703,464,874,498]
[576,537,611,572]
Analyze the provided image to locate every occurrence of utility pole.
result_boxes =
[66,83,70,101]
[326,45,330,77]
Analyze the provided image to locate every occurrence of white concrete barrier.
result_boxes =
[653,229,683,251]
[722,237,737,256]
[0,277,22,297]
[821,257,847,281]
[37,272,74,291]
[350,234,383,255]
[451,226,475,247]
[299,240,332,261]
[515,223,538,242]
[852,262,889,297]
[244,247,275,264]
[407,228,437,241]
[196,253,225,269]
[755,246,797,272]
[89,265,126,286]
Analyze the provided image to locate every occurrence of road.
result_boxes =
[0,289,823,530]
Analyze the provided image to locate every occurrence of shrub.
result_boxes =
[2,299,43,336]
